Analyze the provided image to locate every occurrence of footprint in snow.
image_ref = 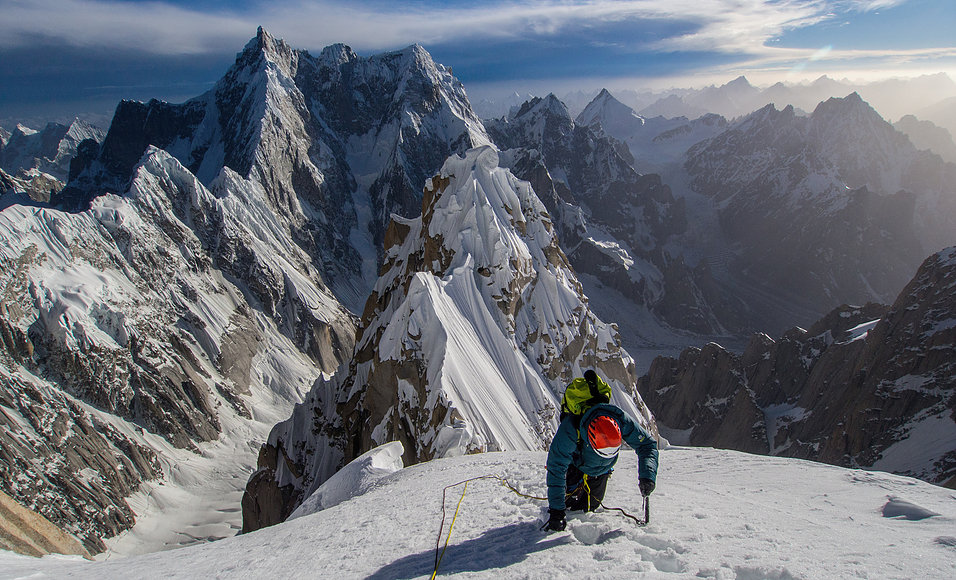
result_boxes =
[568,522,625,545]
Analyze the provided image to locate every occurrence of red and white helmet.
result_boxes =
[587,415,622,458]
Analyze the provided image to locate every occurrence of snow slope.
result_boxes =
[3,446,955,578]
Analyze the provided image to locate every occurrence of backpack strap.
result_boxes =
[584,375,610,408]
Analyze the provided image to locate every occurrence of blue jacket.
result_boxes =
[546,403,658,511]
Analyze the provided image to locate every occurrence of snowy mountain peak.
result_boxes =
[234,26,297,77]
[317,42,357,68]
[403,42,432,63]
[729,102,796,134]
[245,26,291,60]
[726,75,754,90]
[807,92,893,136]
[14,123,37,136]
[512,94,570,122]
[241,146,656,530]
[576,88,645,133]
[358,144,654,442]
[806,92,923,197]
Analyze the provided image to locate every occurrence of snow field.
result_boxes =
[2,445,954,579]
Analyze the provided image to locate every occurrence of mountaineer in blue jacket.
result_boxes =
[543,370,659,532]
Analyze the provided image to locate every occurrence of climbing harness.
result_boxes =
[430,474,649,578]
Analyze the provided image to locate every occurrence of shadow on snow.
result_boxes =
[367,521,570,579]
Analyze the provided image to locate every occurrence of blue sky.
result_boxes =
[1,0,954,123]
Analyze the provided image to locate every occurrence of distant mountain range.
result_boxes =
[0,120,103,202]
[543,73,956,135]
[578,88,956,333]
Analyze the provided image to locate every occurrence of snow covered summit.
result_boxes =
[241,146,655,531]
[576,88,647,136]
[59,27,491,312]
[1,29,496,553]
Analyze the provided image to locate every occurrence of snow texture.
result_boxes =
[289,442,405,518]
[2,446,954,578]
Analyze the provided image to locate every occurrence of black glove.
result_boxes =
[541,508,567,532]
[639,478,655,497]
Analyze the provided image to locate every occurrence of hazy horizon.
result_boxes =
[2,0,954,126]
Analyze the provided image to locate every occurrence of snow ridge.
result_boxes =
[242,146,656,529]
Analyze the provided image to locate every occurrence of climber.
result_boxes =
[542,369,659,532]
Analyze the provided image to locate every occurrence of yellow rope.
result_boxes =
[430,480,469,579]
[583,474,591,512]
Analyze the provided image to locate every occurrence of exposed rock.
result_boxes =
[0,369,161,553]
[0,489,91,558]
[640,247,956,487]
[0,167,63,203]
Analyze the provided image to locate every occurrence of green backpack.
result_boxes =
[560,371,612,424]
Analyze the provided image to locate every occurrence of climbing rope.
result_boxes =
[430,474,648,577]
[430,480,470,580]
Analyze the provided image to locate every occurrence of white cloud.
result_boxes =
[0,0,889,55]
[0,0,947,81]
[839,0,908,12]
[0,0,251,54]
[262,0,841,56]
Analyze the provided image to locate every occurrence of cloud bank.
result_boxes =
[0,0,952,81]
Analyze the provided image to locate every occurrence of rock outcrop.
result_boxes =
[0,489,91,558]
[640,247,956,487]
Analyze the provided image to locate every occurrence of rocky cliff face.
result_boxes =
[639,247,956,487]
[59,28,489,311]
[241,147,659,531]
